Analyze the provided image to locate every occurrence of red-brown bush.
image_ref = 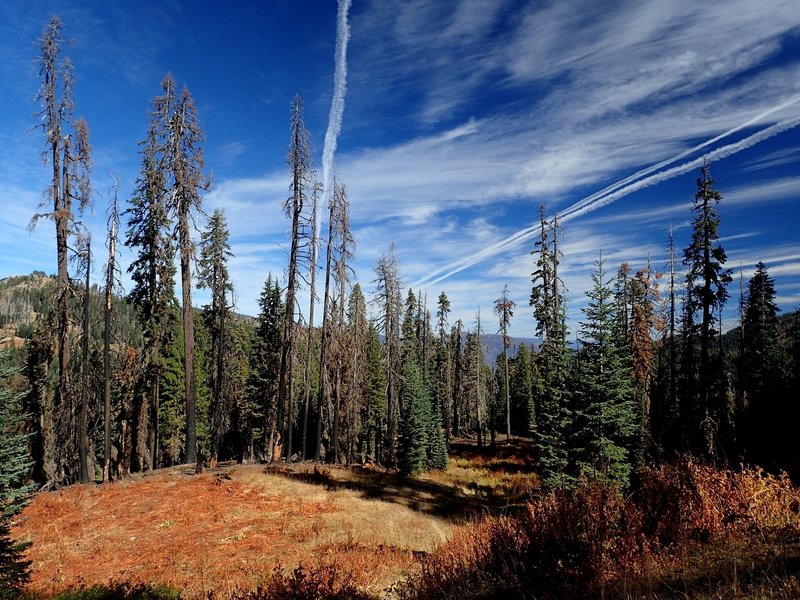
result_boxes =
[401,459,800,599]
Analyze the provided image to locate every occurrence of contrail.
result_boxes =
[412,115,800,289]
[321,0,352,215]
[560,116,800,223]
[558,95,800,220]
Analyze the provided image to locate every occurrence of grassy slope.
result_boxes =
[11,441,800,599]
[12,441,538,598]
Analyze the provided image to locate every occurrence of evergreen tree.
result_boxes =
[652,225,680,452]
[434,292,453,439]
[158,307,186,466]
[682,161,732,457]
[343,284,368,464]
[398,358,431,475]
[363,323,387,463]
[530,207,571,488]
[0,350,32,595]
[494,285,515,441]
[739,262,781,466]
[247,275,284,462]
[509,343,534,435]
[464,321,487,447]
[372,247,402,466]
[575,255,637,487]
[628,260,661,457]
[427,406,448,471]
[197,209,234,463]
[330,181,354,464]
[102,182,122,482]
[125,113,176,472]
[162,77,209,466]
[300,183,322,461]
[280,95,315,461]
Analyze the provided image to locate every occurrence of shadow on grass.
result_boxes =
[264,464,498,522]
[263,439,539,523]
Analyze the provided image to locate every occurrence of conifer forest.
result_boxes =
[1,13,799,600]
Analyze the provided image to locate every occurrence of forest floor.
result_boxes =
[12,437,538,598]
[12,439,800,599]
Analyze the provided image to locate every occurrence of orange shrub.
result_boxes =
[401,459,800,599]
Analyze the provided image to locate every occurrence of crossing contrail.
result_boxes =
[412,113,800,289]
[557,95,800,220]
[321,0,352,218]
[560,116,800,223]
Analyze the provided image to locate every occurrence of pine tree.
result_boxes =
[509,343,534,435]
[434,292,453,439]
[363,323,387,463]
[739,262,780,465]
[0,351,32,595]
[330,181,354,463]
[343,284,368,464]
[197,209,234,462]
[248,275,284,462]
[103,182,122,481]
[280,95,315,461]
[301,183,322,461]
[161,77,209,466]
[682,161,732,457]
[398,358,431,475]
[125,110,176,472]
[530,207,571,488]
[628,259,661,456]
[76,236,93,483]
[494,285,515,442]
[464,322,487,447]
[575,255,637,487]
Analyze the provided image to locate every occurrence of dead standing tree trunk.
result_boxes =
[31,17,93,484]
[103,184,120,482]
[280,95,314,462]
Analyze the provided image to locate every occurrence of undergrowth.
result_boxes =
[399,459,800,599]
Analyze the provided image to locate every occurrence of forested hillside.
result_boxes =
[1,12,799,600]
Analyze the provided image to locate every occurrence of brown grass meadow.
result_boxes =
[11,439,800,599]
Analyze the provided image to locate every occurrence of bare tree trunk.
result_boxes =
[103,266,113,482]
[504,330,511,442]
[315,203,335,463]
[301,187,320,460]
[103,196,118,482]
[79,240,91,483]
[180,212,197,465]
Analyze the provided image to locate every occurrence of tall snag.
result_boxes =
[280,95,314,461]
[372,246,402,466]
[494,285,515,442]
[31,16,93,484]
[103,181,121,482]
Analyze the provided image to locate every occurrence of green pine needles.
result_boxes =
[0,351,32,596]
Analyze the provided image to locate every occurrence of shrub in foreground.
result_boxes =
[400,459,800,599]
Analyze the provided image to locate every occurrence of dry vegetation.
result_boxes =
[11,442,800,599]
[400,459,800,599]
[13,464,446,598]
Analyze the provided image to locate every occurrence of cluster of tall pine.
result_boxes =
[8,17,800,499]
[523,163,799,488]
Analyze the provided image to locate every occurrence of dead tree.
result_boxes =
[31,17,93,484]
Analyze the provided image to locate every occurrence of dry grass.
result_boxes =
[14,442,798,599]
[13,463,449,598]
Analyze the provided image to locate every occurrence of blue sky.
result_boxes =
[1,0,799,338]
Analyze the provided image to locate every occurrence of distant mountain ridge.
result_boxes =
[1,273,538,361]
